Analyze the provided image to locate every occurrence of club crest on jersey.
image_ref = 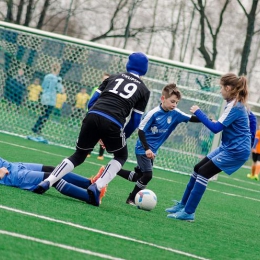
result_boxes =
[167,116,172,124]
[151,126,158,134]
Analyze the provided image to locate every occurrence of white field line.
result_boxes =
[0,205,210,260]
[154,176,260,202]
[0,140,102,168]
[1,140,260,198]
[0,229,125,260]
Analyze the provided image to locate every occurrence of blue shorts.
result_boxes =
[136,154,153,172]
[207,147,247,175]
[0,163,44,191]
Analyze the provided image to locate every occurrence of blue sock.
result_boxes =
[55,179,91,203]
[184,175,208,214]
[181,172,197,205]
[62,172,91,189]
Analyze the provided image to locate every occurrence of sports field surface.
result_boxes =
[0,132,260,260]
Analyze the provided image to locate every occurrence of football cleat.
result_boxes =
[87,183,100,206]
[33,181,50,194]
[167,209,195,222]
[247,173,259,181]
[126,193,136,206]
[126,198,136,206]
[90,166,107,204]
[27,135,48,144]
[91,166,105,183]
[165,200,185,213]
[97,156,104,160]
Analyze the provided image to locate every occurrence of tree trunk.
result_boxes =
[24,0,34,26]
[5,0,14,22]
[146,0,158,54]
[169,1,182,60]
[123,0,139,49]
[181,5,195,62]
[238,0,259,75]
[36,0,50,29]
[16,0,25,24]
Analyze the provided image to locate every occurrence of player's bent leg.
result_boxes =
[126,171,152,205]
[88,147,128,206]
[54,179,91,203]
[33,158,75,194]
[90,166,107,204]
[63,172,92,188]
[117,167,143,182]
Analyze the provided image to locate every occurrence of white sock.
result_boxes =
[95,159,122,190]
[46,158,75,186]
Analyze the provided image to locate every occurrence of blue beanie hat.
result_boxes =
[126,52,148,76]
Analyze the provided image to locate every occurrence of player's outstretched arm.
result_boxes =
[124,111,142,139]
[190,105,223,134]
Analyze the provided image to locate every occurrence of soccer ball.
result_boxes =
[135,189,157,211]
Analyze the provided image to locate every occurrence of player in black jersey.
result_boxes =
[34,52,150,207]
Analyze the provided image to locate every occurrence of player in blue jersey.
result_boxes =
[115,83,201,205]
[166,73,252,222]
[34,52,150,207]
[0,157,106,204]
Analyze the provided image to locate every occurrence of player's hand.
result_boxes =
[190,105,200,113]
[99,139,106,149]
[145,149,155,159]
[252,148,256,153]
[0,167,9,179]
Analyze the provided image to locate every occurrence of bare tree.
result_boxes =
[15,0,25,24]
[123,0,142,49]
[168,1,183,60]
[237,0,259,75]
[5,0,14,22]
[181,5,195,62]
[90,0,129,42]
[191,0,230,69]
[36,0,51,29]
[24,0,34,26]
[146,0,158,54]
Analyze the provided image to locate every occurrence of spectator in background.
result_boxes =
[75,87,90,114]
[13,68,28,107]
[70,87,90,127]
[53,86,67,122]
[87,72,110,160]
[31,63,63,135]
[27,78,42,115]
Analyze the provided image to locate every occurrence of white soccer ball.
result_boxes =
[135,189,157,211]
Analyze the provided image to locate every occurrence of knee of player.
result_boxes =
[114,148,128,166]
[140,171,153,185]
[69,149,88,166]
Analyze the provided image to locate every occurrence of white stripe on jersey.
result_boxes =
[174,108,192,118]
[138,106,161,130]
[133,108,144,114]
[218,100,235,124]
